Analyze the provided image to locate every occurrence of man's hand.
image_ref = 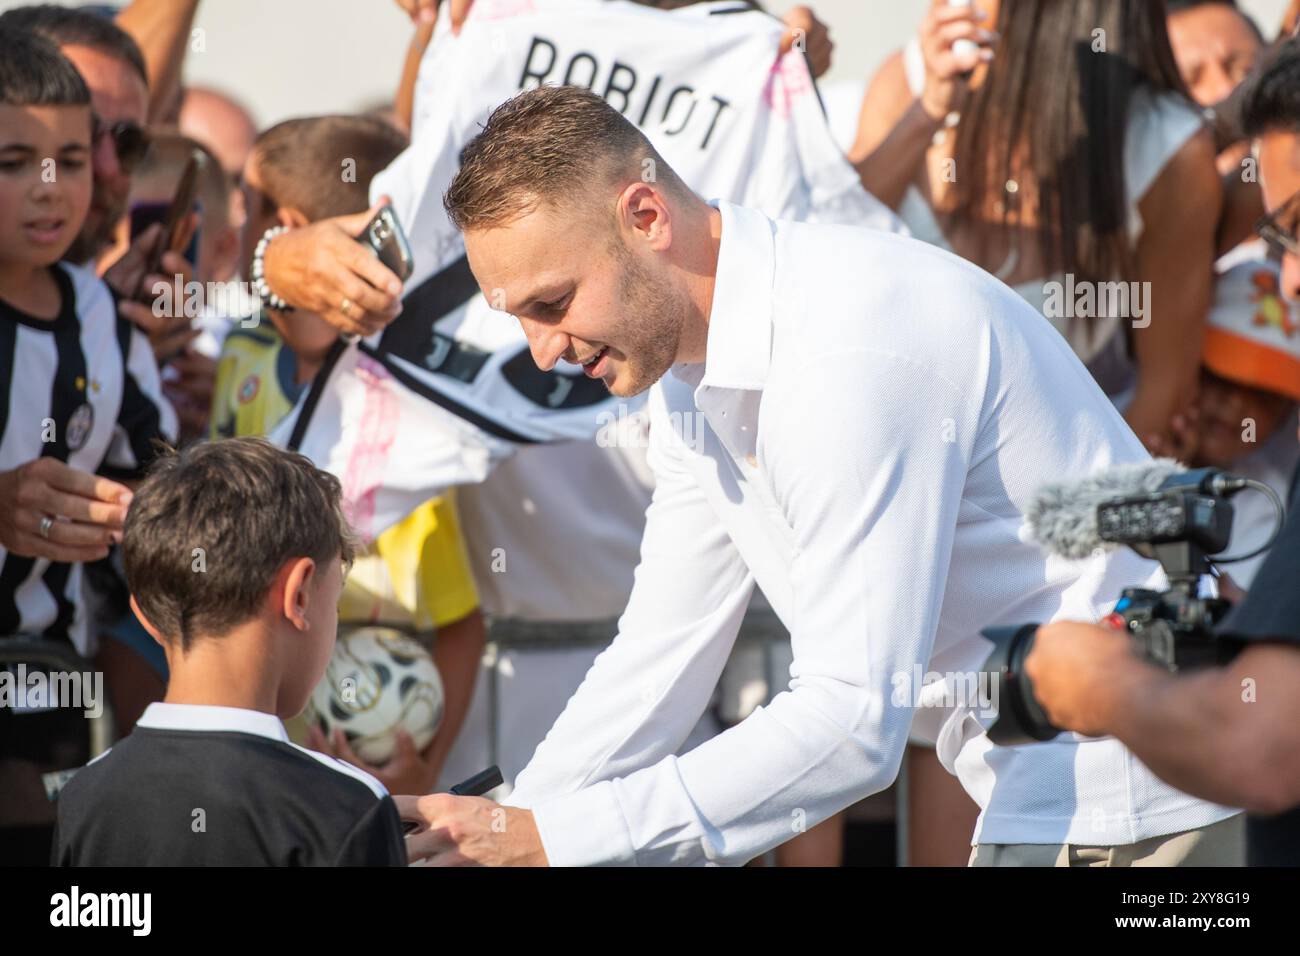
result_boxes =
[261,200,404,337]
[779,5,832,78]
[103,220,201,363]
[396,793,549,866]
[395,0,473,32]
[0,458,133,563]
[1023,620,1165,738]
[307,724,443,797]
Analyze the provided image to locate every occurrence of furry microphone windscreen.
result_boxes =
[1026,458,1182,559]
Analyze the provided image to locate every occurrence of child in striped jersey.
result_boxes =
[0,27,175,861]
[0,28,174,654]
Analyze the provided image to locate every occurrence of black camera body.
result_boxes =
[982,468,1248,746]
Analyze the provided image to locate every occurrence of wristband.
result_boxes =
[251,225,292,313]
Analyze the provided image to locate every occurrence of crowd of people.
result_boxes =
[2,0,1300,868]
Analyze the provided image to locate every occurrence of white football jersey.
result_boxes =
[273,0,901,541]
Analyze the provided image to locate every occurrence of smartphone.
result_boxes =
[130,199,200,268]
[131,150,204,299]
[448,765,504,797]
[400,765,503,835]
[949,0,978,59]
[357,205,414,282]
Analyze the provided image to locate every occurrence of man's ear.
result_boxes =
[129,594,170,649]
[616,181,673,252]
[277,557,317,631]
[277,206,311,230]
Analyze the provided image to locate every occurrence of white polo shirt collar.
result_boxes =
[136,702,290,743]
[671,199,776,461]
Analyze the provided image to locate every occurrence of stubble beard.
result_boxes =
[609,242,687,397]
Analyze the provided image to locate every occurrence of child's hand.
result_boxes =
[0,458,131,563]
[1142,406,1200,462]
[307,724,441,796]
[105,220,201,362]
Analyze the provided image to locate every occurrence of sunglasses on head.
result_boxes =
[1255,187,1300,259]
[91,114,150,174]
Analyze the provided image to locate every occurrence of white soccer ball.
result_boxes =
[305,626,444,765]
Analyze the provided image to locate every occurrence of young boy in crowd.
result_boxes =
[1190,258,1300,585]
[0,28,178,862]
[53,437,407,866]
[213,114,485,796]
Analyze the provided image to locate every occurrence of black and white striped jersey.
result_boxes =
[0,262,177,653]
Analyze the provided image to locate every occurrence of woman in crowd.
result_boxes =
[847,0,1223,866]
[850,0,1221,456]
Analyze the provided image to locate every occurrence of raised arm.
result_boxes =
[114,0,201,123]
[1128,128,1222,452]
[848,2,994,209]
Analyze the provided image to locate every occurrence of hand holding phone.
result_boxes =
[130,150,204,301]
[357,205,414,282]
[400,765,504,834]
[949,0,978,59]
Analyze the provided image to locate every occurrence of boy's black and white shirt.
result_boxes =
[0,262,176,653]
[52,703,407,866]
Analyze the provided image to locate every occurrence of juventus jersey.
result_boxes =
[0,263,177,653]
[273,0,902,541]
[53,702,406,866]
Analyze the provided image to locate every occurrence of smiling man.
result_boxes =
[398,85,1241,868]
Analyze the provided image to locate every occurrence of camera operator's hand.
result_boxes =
[1024,620,1165,738]
[261,200,404,337]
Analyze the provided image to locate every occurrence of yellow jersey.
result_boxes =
[211,322,479,631]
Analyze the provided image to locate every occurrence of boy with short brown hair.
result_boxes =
[53,438,407,866]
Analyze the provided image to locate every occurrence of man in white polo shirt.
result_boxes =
[397,85,1242,867]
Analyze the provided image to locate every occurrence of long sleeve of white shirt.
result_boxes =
[506,337,978,866]
[503,401,756,862]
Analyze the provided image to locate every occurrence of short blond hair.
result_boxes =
[443,85,685,231]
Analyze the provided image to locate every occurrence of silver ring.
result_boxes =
[39,515,54,539]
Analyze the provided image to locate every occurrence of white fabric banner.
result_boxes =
[271,0,901,540]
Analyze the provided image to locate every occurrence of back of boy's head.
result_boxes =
[123,438,357,652]
[0,4,148,88]
[0,25,91,108]
[252,114,408,222]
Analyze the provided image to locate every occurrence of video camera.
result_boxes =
[980,466,1284,746]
